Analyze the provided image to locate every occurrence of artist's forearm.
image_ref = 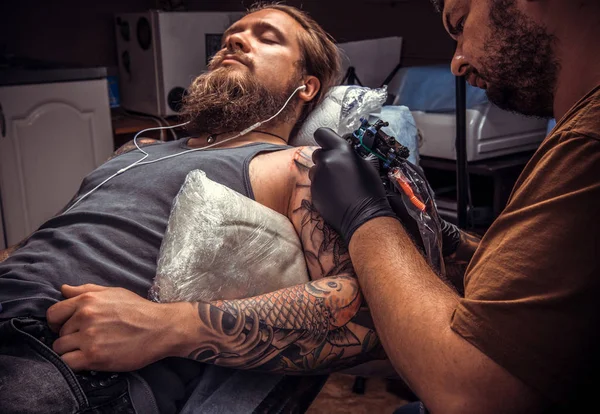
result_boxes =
[349,217,540,414]
[170,275,385,375]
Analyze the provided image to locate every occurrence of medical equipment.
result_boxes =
[344,118,445,276]
[114,11,244,116]
[62,85,307,214]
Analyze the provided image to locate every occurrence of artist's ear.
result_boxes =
[298,75,320,102]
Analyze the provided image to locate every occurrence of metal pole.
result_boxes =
[455,75,469,229]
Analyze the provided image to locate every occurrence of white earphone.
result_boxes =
[62,84,308,214]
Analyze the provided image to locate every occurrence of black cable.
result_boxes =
[455,75,469,229]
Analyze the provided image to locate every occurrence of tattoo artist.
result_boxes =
[308,0,600,413]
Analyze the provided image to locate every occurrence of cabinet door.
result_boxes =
[0,79,113,246]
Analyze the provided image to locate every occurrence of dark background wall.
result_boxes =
[0,0,455,70]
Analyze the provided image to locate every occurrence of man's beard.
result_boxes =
[473,0,560,118]
[180,59,302,136]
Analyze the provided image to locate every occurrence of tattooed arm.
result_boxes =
[50,146,391,375]
[179,147,388,374]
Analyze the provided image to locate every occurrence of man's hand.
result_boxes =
[46,284,182,372]
[309,128,398,243]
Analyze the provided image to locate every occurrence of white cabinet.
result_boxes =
[0,79,113,246]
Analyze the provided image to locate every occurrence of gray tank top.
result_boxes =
[0,138,288,319]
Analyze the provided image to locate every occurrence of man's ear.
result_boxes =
[298,76,321,102]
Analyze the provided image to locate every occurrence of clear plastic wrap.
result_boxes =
[339,85,388,135]
[290,85,388,147]
[388,162,446,277]
[150,170,309,303]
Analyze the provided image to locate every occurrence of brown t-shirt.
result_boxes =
[451,85,600,408]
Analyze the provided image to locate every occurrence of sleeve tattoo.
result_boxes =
[186,147,387,374]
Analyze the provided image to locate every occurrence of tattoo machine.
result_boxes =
[344,118,445,275]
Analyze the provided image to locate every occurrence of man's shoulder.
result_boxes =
[109,138,162,160]
[258,145,318,172]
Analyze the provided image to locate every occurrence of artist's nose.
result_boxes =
[451,43,469,77]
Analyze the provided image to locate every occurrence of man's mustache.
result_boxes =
[209,50,253,69]
[464,66,489,84]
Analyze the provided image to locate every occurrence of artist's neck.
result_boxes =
[187,124,292,149]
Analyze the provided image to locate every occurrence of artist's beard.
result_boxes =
[180,57,302,136]
[473,0,560,118]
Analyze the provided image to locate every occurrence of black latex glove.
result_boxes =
[310,127,398,243]
[387,191,461,258]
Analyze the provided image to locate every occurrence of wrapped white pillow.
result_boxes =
[150,170,309,303]
[290,84,420,165]
[290,85,387,147]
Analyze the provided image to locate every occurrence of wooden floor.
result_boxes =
[306,374,411,414]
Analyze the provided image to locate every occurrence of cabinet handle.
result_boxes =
[0,103,5,138]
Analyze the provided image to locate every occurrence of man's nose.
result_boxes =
[450,44,469,77]
[226,32,250,53]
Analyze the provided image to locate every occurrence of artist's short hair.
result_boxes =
[248,2,341,122]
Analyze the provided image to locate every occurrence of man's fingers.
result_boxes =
[59,313,80,337]
[52,332,81,356]
[60,350,90,372]
[61,283,106,299]
[46,298,79,333]
[313,127,347,150]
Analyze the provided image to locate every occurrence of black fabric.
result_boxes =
[0,138,289,413]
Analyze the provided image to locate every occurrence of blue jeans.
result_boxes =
[0,317,159,414]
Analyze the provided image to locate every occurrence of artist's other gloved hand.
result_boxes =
[387,191,461,257]
[310,127,398,243]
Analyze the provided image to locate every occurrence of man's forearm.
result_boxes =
[348,217,541,414]
[169,275,386,375]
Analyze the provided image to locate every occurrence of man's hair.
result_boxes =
[247,2,341,124]
[430,0,443,13]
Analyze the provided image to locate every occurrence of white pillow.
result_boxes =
[289,85,387,147]
[150,170,309,303]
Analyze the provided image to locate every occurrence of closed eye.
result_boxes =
[260,37,279,45]
[448,15,466,36]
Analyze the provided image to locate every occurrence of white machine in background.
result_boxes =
[114,11,243,117]
[337,37,403,94]
[412,104,548,161]
[393,65,548,162]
